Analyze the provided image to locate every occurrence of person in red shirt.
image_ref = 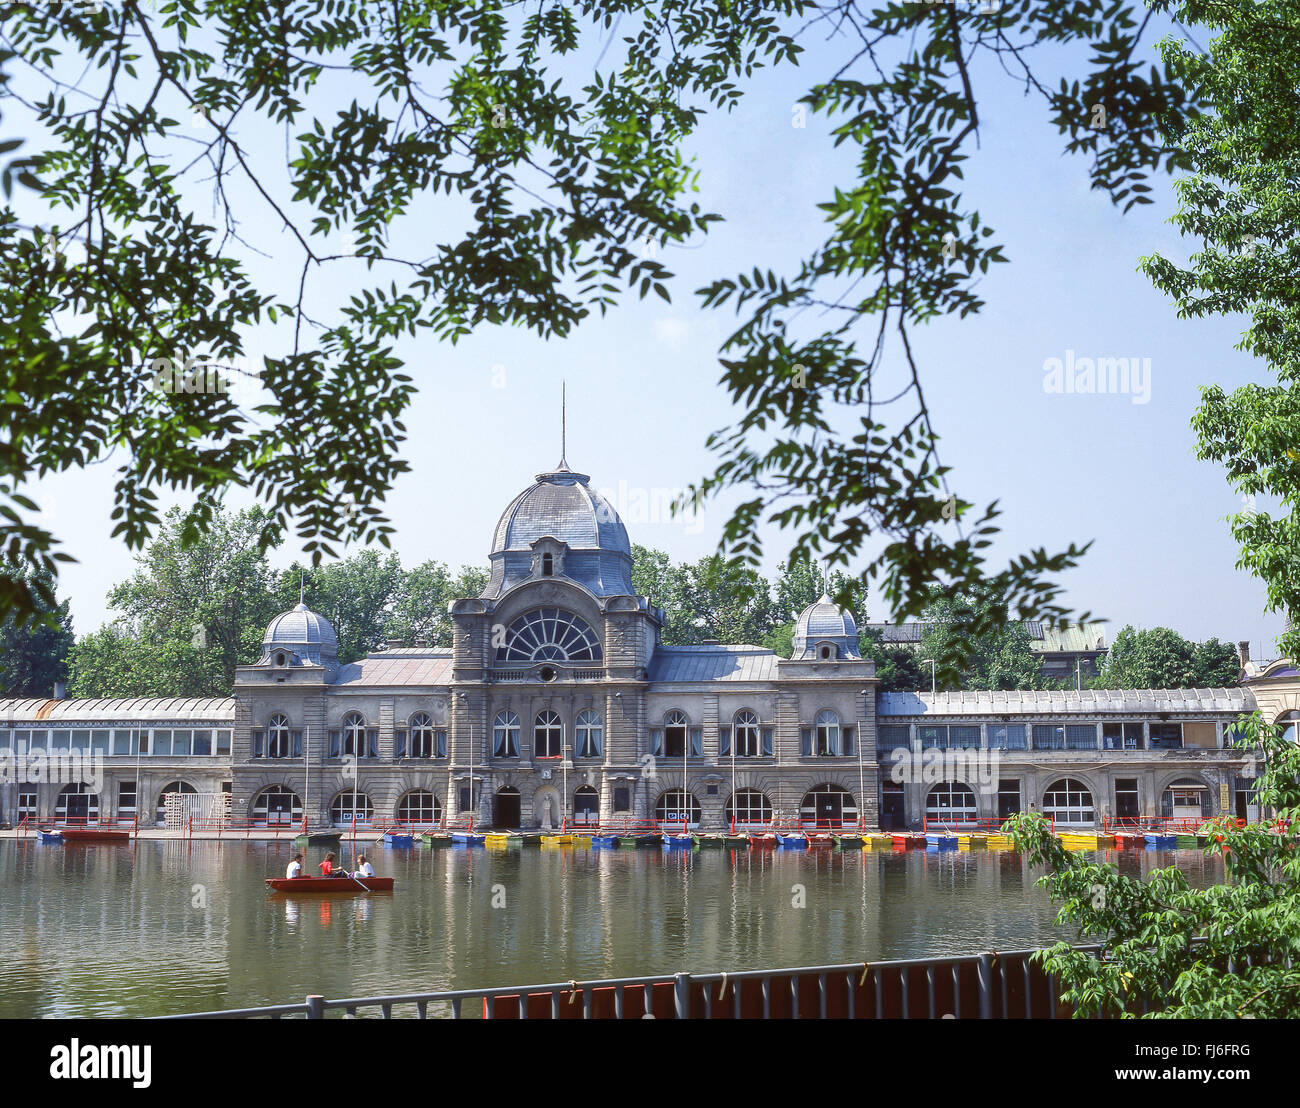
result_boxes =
[318,851,340,876]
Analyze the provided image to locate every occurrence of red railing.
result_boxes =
[1103,815,1208,835]
[921,815,1055,833]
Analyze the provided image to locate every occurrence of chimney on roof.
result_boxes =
[1238,640,1251,666]
[386,638,404,651]
[53,680,67,700]
[701,638,720,646]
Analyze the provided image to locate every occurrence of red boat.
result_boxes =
[749,832,778,849]
[805,832,836,847]
[265,876,395,893]
[45,828,131,843]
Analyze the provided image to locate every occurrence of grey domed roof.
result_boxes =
[791,594,861,659]
[262,602,338,664]
[491,465,630,556]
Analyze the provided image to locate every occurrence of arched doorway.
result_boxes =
[1161,778,1208,822]
[156,781,198,827]
[252,785,302,828]
[330,791,374,828]
[800,783,858,829]
[725,788,773,830]
[925,782,978,827]
[494,786,521,829]
[654,789,701,829]
[55,784,99,827]
[572,785,599,827]
[395,790,442,827]
[1042,778,1095,827]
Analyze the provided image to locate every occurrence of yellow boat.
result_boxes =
[967,833,989,850]
[484,833,511,849]
[540,833,573,847]
[1058,832,1100,850]
[984,834,1014,849]
[863,834,894,850]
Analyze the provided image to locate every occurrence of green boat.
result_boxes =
[618,836,640,848]
[295,830,341,848]
[833,834,864,849]
[1175,833,1199,848]
[420,831,452,849]
[692,834,724,849]
[723,834,750,847]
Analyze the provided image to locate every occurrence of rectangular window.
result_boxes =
[91,730,110,756]
[650,729,664,757]
[459,787,471,811]
[192,730,212,756]
[153,730,172,757]
[366,729,379,758]
[328,730,340,758]
[1102,722,1144,750]
[1149,723,1183,750]
[718,727,731,758]
[291,730,303,758]
[689,728,702,757]
[18,788,37,822]
[215,730,231,756]
[1065,724,1097,751]
[71,730,90,753]
[613,787,630,813]
[988,724,1026,750]
[16,730,38,754]
[395,729,407,758]
[919,726,948,750]
[435,730,448,758]
[1115,778,1139,819]
[112,730,133,756]
[761,727,774,757]
[117,781,137,819]
[251,730,264,758]
[172,730,192,756]
[0,731,9,754]
[878,725,911,752]
[1032,725,1065,751]
[949,725,979,749]
[997,779,1021,819]
[51,730,71,752]
[800,728,812,756]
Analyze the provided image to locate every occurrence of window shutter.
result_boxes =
[395,730,407,758]
[718,727,731,757]
[800,728,812,756]
[251,730,264,758]
[761,728,774,757]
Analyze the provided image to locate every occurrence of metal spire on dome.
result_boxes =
[298,570,304,607]
[558,380,568,470]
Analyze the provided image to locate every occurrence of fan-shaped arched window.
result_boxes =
[497,608,602,662]
[576,710,603,758]
[409,712,435,758]
[494,711,520,758]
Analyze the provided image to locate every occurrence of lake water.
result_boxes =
[0,838,1227,1017]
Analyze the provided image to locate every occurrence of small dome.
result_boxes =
[491,465,630,557]
[262,602,338,665]
[791,594,861,660]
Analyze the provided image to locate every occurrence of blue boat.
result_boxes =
[591,834,620,848]
[776,833,808,849]
[383,832,414,848]
[663,833,694,848]
[925,832,958,850]
[451,831,485,846]
[37,829,63,844]
[1144,832,1177,849]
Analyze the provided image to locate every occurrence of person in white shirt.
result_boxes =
[286,853,304,879]
[354,854,374,878]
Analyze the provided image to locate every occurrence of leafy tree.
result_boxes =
[1142,0,1300,663]
[385,561,488,649]
[631,544,698,646]
[917,590,1046,691]
[1006,712,1300,1018]
[860,629,928,694]
[1094,625,1240,689]
[0,1,1199,656]
[0,562,73,696]
[67,625,214,699]
[277,551,405,665]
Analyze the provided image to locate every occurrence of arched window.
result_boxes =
[573,785,600,826]
[343,712,367,757]
[55,783,99,827]
[576,710,603,758]
[409,712,435,758]
[493,711,520,758]
[726,788,773,829]
[156,780,197,827]
[925,783,978,825]
[654,789,701,828]
[815,710,841,756]
[664,709,689,758]
[1280,711,1300,745]
[1161,778,1208,820]
[331,791,374,828]
[1042,778,1095,826]
[252,785,301,828]
[396,789,442,826]
[535,710,562,759]
[496,608,602,662]
[734,710,760,757]
[267,713,292,759]
[800,783,858,829]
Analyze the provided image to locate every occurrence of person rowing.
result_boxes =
[286,852,304,879]
[353,854,374,878]
[318,851,346,877]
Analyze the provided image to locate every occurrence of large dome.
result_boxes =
[482,462,634,598]
[261,602,339,665]
[491,466,630,556]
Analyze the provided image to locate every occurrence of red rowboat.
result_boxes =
[265,876,395,893]
[49,828,131,843]
[749,832,777,849]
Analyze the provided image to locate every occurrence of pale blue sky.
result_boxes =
[17,11,1284,658]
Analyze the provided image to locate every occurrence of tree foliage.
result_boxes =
[1007,712,1300,1018]
[0,561,73,696]
[1140,0,1300,661]
[1093,624,1240,689]
[0,0,1202,663]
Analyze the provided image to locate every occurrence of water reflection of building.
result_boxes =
[1,455,1297,832]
